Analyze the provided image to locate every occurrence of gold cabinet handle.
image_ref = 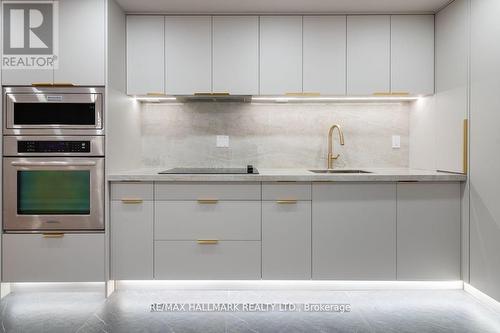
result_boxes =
[194,92,230,96]
[285,92,320,97]
[463,119,468,174]
[197,199,219,204]
[32,83,75,87]
[276,199,298,204]
[121,198,143,204]
[197,239,219,245]
[373,92,410,96]
[43,233,64,238]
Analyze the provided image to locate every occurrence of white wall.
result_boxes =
[469,0,500,302]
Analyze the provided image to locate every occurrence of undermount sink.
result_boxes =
[309,169,372,174]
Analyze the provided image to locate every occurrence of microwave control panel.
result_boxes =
[18,140,91,153]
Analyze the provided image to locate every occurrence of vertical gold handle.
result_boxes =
[42,233,64,238]
[197,240,219,245]
[463,119,468,174]
[121,198,143,204]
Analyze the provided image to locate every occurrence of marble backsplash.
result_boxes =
[139,102,409,169]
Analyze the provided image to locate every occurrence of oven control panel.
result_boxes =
[18,140,91,153]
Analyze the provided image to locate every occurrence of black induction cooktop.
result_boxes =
[159,165,258,174]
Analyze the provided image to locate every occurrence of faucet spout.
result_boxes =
[327,124,345,169]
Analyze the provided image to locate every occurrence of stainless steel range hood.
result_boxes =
[175,93,251,103]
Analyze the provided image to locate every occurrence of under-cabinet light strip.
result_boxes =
[133,95,421,103]
[251,96,421,102]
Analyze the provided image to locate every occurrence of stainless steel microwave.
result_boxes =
[3,86,104,136]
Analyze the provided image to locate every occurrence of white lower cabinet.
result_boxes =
[262,182,311,280]
[262,201,311,279]
[111,182,154,280]
[2,234,104,282]
[155,241,261,279]
[397,182,461,280]
[312,183,397,280]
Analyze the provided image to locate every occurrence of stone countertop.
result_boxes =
[107,168,467,182]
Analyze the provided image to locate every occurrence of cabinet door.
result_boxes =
[165,16,211,95]
[397,183,460,280]
[347,16,390,95]
[126,16,164,95]
[391,15,434,95]
[110,183,154,280]
[303,16,346,95]
[54,0,105,85]
[1,0,54,85]
[262,201,311,280]
[212,16,259,95]
[312,183,396,280]
[434,0,469,173]
[260,16,302,95]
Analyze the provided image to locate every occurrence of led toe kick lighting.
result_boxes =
[116,280,464,291]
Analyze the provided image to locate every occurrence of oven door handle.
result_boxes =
[10,161,97,167]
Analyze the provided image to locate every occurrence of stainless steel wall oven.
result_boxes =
[2,87,105,233]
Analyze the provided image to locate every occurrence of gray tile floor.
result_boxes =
[1,288,500,333]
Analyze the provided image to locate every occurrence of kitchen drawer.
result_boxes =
[154,241,261,279]
[2,234,105,282]
[155,201,261,240]
[155,182,261,201]
[262,182,311,201]
[111,182,153,201]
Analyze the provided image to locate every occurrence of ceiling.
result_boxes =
[116,0,453,14]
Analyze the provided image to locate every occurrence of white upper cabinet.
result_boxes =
[347,15,391,95]
[54,0,105,85]
[165,16,212,95]
[126,16,165,95]
[212,16,259,95]
[2,0,105,86]
[260,16,302,95]
[303,16,346,95]
[391,15,434,95]
[434,0,469,173]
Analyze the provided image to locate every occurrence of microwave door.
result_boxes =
[3,87,104,135]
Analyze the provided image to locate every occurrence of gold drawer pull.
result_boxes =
[373,92,410,96]
[197,239,219,245]
[43,233,64,238]
[276,200,298,204]
[197,199,219,204]
[194,92,230,96]
[32,82,54,87]
[285,92,320,97]
[121,198,143,204]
